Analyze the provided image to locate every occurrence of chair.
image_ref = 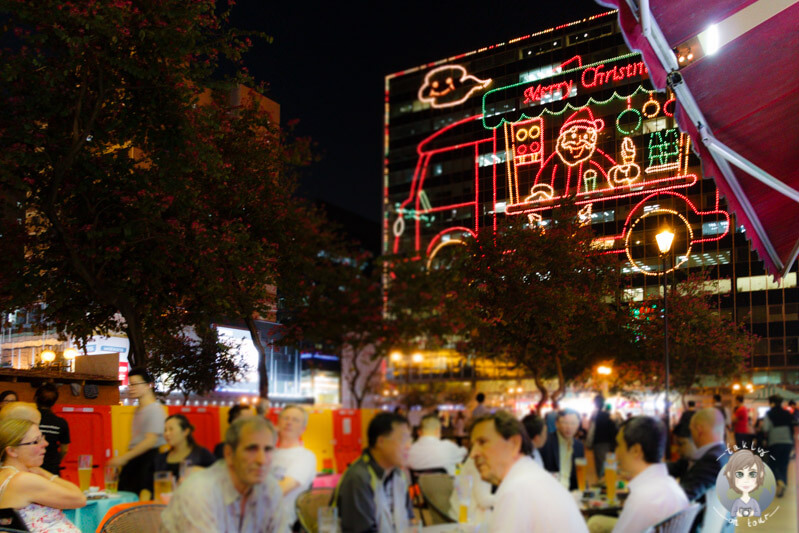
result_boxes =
[409,468,447,508]
[648,503,704,533]
[295,487,334,533]
[98,503,165,533]
[0,508,27,532]
[417,473,456,525]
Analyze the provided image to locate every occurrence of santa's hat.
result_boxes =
[560,107,604,135]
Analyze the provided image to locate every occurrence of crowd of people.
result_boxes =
[0,376,797,532]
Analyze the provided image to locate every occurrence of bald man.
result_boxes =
[0,401,41,425]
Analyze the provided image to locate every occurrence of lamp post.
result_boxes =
[656,229,674,435]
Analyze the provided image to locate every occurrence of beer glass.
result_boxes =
[575,457,587,492]
[104,465,119,493]
[77,455,92,492]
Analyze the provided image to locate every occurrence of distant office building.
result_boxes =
[382,11,797,386]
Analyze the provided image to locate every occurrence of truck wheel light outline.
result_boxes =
[624,208,693,276]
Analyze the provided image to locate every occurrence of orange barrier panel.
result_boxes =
[167,406,220,452]
[332,409,363,473]
[267,407,281,426]
[55,405,113,489]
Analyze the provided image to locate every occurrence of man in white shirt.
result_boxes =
[470,410,588,533]
[270,405,317,533]
[161,416,282,533]
[408,413,467,475]
[589,416,688,533]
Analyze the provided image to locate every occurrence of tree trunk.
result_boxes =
[244,316,269,399]
[119,303,146,367]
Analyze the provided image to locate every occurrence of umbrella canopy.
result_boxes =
[598,0,799,277]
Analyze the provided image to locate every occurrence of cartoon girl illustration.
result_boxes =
[724,449,765,517]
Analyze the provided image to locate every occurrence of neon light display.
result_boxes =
[616,97,642,135]
[417,65,492,108]
[646,128,681,173]
[523,80,574,105]
[581,61,648,88]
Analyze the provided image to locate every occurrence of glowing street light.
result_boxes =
[657,227,674,436]
[63,348,78,360]
[597,365,612,376]
[40,350,56,363]
[411,353,424,364]
[656,229,675,255]
[390,351,403,363]
[732,383,741,391]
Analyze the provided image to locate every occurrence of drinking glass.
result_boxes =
[104,465,119,494]
[153,471,175,502]
[179,459,193,483]
[77,454,92,492]
[317,506,338,533]
[455,474,473,523]
[575,457,587,492]
[604,457,617,504]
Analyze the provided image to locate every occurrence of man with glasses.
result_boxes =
[108,367,166,496]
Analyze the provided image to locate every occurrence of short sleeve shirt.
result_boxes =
[39,409,70,475]
[129,401,166,449]
[270,446,317,533]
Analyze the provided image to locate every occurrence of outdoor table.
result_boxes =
[420,524,482,532]
[64,491,138,533]
[578,486,626,518]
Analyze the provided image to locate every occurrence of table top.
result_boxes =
[64,491,139,533]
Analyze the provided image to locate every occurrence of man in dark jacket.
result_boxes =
[541,409,585,491]
[35,383,70,475]
[668,408,733,532]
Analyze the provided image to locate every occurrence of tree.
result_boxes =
[145,324,247,404]
[451,205,632,407]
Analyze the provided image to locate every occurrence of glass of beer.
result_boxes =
[455,474,473,523]
[575,457,587,492]
[77,455,92,492]
[153,471,174,502]
[104,465,119,494]
[317,506,338,533]
[604,457,617,504]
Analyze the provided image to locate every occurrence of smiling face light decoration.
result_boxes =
[418,65,491,108]
[555,107,605,167]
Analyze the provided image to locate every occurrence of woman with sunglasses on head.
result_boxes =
[0,418,85,532]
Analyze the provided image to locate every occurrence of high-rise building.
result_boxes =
[382,11,798,388]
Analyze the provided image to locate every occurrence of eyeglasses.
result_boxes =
[128,381,147,387]
[18,435,45,446]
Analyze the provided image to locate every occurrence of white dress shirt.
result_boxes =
[407,435,467,475]
[613,463,689,533]
[270,446,317,533]
[161,460,282,533]
[531,448,544,469]
[557,432,574,489]
[486,455,588,533]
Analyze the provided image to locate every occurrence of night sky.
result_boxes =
[231,1,608,223]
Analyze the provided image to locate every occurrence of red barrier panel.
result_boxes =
[332,409,363,473]
[166,406,221,452]
[267,407,281,426]
[54,405,113,489]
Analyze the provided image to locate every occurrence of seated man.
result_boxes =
[161,416,282,533]
[334,412,414,533]
[521,413,547,468]
[540,408,585,490]
[214,405,252,459]
[407,413,467,475]
[668,408,732,532]
[589,416,688,533]
[270,405,317,533]
[470,411,587,532]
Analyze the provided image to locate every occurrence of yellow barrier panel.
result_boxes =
[303,409,336,473]
[360,408,380,451]
[111,404,170,458]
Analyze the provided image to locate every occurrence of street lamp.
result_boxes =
[40,349,56,364]
[656,228,674,436]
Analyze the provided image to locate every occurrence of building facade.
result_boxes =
[383,11,798,388]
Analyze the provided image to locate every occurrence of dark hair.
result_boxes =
[470,410,532,455]
[521,413,545,440]
[0,391,17,402]
[713,394,722,402]
[735,395,744,403]
[593,395,605,409]
[768,394,783,406]
[227,405,250,425]
[556,408,580,421]
[476,392,485,403]
[128,367,154,384]
[166,414,196,448]
[789,400,796,407]
[620,416,666,464]
[687,401,696,408]
[34,383,58,409]
[368,412,409,449]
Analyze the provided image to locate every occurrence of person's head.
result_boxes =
[789,400,796,409]
[0,391,18,408]
[164,414,195,450]
[0,418,47,468]
[34,383,58,410]
[675,434,696,460]
[724,450,765,496]
[255,399,270,417]
[127,367,154,400]
[768,395,783,408]
[521,413,547,449]
[469,411,532,485]
[277,405,308,443]
[687,400,696,409]
[224,416,276,491]
[616,416,666,478]
[735,395,744,405]
[367,412,411,470]
[713,394,722,403]
[555,409,580,440]
[476,393,485,404]
[593,394,605,410]
[689,408,725,448]
[0,402,41,425]
[419,413,442,438]
[227,404,251,425]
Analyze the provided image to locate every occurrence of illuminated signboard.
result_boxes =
[417,65,492,108]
